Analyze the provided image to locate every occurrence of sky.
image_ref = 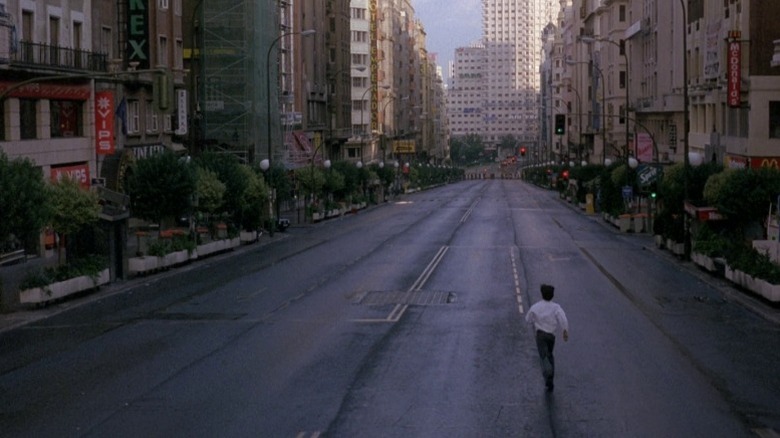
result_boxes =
[412,0,482,85]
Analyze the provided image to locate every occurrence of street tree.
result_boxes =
[126,151,196,226]
[48,178,100,265]
[0,151,51,253]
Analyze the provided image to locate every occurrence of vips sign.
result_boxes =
[95,91,115,155]
[51,163,90,189]
[727,31,741,108]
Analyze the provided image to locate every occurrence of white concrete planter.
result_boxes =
[161,250,189,268]
[240,230,258,243]
[20,269,110,304]
[618,215,632,232]
[655,235,665,248]
[725,265,780,303]
[312,212,322,221]
[196,238,240,258]
[691,252,718,273]
[128,256,160,275]
[631,216,646,233]
[666,239,685,256]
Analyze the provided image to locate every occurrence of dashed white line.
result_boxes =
[510,249,524,314]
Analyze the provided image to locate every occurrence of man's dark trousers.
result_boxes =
[535,330,556,389]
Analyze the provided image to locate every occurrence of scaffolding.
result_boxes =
[200,0,279,164]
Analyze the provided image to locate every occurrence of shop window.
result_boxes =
[20,99,37,139]
[51,100,83,137]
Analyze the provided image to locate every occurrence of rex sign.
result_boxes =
[127,0,150,69]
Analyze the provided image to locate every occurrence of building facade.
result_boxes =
[549,0,780,170]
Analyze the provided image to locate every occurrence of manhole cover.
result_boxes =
[356,290,455,306]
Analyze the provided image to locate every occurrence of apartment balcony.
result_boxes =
[11,41,108,73]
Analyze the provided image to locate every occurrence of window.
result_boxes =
[619,5,626,21]
[127,100,140,134]
[175,39,183,69]
[21,10,32,41]
[146,100,159,133]
[351,8,366,19]
[770,101,780,138]
[619,71,626,89]
[20,100,37,139]
[164,114,173,132]
[159,0,169,10]
[100,26,113,58]
[50,100,83,137]
[351,31,367,43]
[72,22,82,50]
[49,16,60,46]
[49,16,60,64]
[158,36,168,66]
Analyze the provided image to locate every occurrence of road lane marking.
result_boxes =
[511,249,524,314]
[460,199,480,223]
[354,246,449,323]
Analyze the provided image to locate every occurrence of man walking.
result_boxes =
[525,284,569,392]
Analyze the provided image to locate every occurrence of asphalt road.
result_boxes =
[0,180,778,437]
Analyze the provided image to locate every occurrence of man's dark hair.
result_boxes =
[540,284,555,301]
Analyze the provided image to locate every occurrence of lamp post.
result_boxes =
[358,84,390,166]
[328,65,367,142]
[265,29,315,235]
[678,0,692,259]
[567,58,606,165]
[567,84,583,164]
[380,95,407,165]
[582,36,631,165]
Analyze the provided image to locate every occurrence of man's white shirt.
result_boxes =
[526,300,569,335]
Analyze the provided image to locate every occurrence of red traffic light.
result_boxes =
[562,170,570,179]
[520,147,527,156]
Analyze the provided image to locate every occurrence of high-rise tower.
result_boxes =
[481,0,559,148]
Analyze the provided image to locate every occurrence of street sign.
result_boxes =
[637,164,662,187]
[622,185,633,200]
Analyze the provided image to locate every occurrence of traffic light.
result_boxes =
[520,146,527,157]
[554,114,566,135]
[562,170,569,180]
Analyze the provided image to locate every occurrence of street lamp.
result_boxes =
[328,65,367,140]
[678,0,692,259]
[567,84,583,164]
[581,36,631,166]
[358,84,391,165]
[265,29,315,235]
[567,58,606,165]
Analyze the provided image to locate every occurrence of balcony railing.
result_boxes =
[12,41,108,73]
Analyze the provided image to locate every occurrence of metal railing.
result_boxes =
[13,41,108,72]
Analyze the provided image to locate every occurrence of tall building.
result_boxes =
[481,0,559,149]
[448,1,559,152]
[448,43,487,138]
